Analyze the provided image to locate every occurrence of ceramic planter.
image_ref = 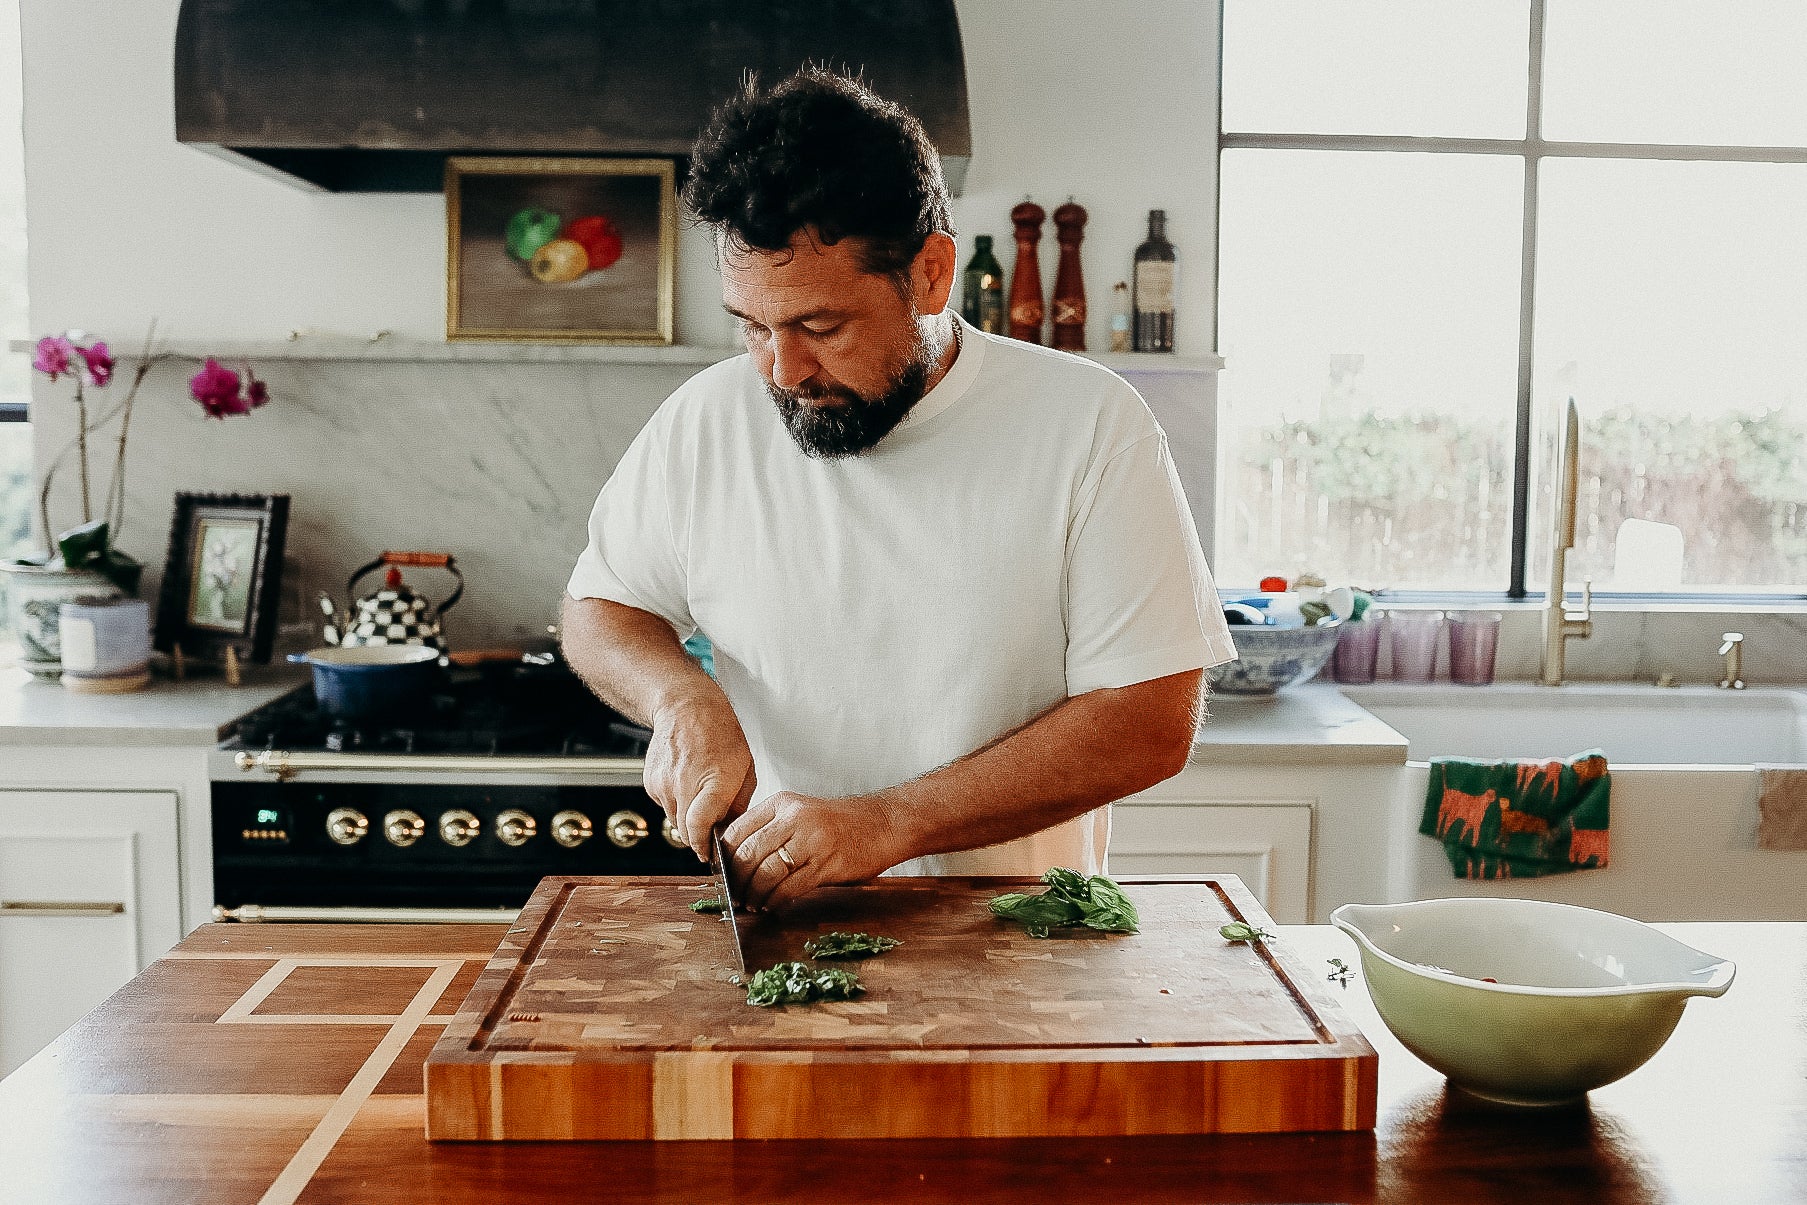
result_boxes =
[0,561,124,679]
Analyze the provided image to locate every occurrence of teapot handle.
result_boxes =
[346,552,465,617]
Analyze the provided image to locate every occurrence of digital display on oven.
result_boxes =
[240,806,291,845]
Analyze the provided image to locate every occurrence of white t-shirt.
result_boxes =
[567,315,1237,876]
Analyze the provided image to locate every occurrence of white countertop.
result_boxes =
[1190,682,1409,766]
[0,664,307,747]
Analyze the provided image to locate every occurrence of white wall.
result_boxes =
[23,0,1219,357]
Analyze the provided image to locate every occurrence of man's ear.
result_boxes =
[913,231,959,314]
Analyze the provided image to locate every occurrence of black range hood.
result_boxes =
[174,0,971,194]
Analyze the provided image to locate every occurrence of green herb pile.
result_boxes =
[744,962,865,1008]
[690,896,727,914]
[988,867,1140,939]
[803,931,903,960]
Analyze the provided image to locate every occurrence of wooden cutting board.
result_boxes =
[424,874,1376,1141]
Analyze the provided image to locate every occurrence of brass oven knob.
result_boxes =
[606,810,650,849]
[326,807,369,846]
[661,817,687,849]
[438,809,481,847]
[551,810,593,848]
[383,809,425,848]
[495,809,538,847]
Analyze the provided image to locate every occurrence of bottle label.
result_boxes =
[1134,262,1175,312]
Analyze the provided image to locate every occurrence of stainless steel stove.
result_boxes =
[211,660,702,921]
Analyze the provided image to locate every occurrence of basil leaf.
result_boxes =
[690,896,726,914]
[989,869,1139,938]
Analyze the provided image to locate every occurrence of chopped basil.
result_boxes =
[1220,921,1277,944]
[689,896,727,914]
[803,931,902,960]
[745,962,865,1007]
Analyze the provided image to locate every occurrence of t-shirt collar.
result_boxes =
[890,312,984,436]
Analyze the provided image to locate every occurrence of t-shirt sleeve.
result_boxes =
[1063,430,1237,696]
[565,411,695,636]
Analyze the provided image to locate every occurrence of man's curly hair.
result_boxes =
[683,66,953,285]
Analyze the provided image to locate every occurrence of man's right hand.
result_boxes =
[644,689,756,856]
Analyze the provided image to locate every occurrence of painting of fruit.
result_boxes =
[446,156,675,343]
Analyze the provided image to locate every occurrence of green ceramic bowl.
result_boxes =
[1332,898,1735,1106]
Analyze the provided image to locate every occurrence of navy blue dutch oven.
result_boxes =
[289,645,442,721]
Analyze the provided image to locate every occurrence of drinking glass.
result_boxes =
[1332,615,1386,685]
[1447,610,1503,685]
[1388,611,1445,682]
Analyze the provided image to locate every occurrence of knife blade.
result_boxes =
[711,828,749,984]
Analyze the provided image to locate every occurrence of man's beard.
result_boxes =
[767,328,937,459]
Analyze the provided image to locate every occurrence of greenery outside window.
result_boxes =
[1216,0,1807,599]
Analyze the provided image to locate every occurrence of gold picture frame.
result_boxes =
[445,156,676,344]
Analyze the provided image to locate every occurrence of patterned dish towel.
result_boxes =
[1420,750,1611,880]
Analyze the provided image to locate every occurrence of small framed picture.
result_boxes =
[445,155,677,344]
[154,493,290,664]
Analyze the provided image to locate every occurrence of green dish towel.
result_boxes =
[1420,750,1611,880]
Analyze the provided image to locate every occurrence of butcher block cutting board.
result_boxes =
[424,874,1377,1141]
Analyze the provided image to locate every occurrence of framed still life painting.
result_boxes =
[445,156,677,344]
[153,492,290,664]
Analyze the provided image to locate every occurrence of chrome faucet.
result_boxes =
[1541,399,1592,686]
[1718,632,1745,690]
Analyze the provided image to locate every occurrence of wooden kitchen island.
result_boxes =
[0,920,1800,1204]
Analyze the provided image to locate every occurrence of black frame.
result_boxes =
[154,492,289,664]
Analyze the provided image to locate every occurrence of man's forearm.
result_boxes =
[558,595,717,726]
[868,669,1206,863]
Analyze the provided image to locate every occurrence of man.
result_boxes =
[562,68,1235,911]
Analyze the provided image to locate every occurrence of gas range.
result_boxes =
[211,661,704,921]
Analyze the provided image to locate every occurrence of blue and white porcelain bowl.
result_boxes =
[1207,623,1342,695]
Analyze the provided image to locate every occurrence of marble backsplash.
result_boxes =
[29,354,1806,683]
[33,356,694,655]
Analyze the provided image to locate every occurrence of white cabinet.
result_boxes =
[1112,799,1313,922]
[0,789,182,1076]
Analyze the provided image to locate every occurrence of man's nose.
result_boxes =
[768,330,819,392]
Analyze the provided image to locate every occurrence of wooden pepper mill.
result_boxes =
[1008,199,1046,344]
[1050,198,1088,351]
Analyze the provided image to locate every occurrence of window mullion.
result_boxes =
[1509,0,1548,598]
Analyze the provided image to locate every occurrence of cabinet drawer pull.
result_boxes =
[0,900,127,917]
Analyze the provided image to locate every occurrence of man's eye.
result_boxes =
[739,321,770,340]
[803,323,841,336]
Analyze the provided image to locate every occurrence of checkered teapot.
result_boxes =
[319,552,464,653]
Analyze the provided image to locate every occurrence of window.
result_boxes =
[1218,1,1807,596]
[0,0,29,566]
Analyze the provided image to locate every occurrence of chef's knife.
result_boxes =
[711,828,749,983]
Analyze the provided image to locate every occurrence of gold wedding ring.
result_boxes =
[777,846,796,871]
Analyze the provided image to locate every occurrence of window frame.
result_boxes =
[1215,0,1807,602]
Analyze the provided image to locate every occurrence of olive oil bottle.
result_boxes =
[960,235,1006,334]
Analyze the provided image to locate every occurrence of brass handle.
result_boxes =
[1,900,126,918]
[213,903,517,924]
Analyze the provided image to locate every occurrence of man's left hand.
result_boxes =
[721,791,903,912]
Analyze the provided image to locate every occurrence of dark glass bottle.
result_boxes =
[1132,209,1176,352]
[960,235,1006,334]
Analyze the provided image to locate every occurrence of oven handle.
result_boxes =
[212,903,520,925]
[233,750,645,780]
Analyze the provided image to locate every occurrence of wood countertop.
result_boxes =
[0,920,1799,1204]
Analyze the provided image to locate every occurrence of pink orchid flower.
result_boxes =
[32,335,78,381]
[79,340,114,387]
[189,357,249,419]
